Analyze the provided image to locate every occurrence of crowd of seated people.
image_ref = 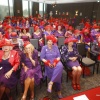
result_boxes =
[0,15,100,100]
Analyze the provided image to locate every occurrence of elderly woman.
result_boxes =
[9,32,24,56]
[40,35,63,98]
[19,28,31,42]
[20,41,42,100]
[0,40,20,100]
[91,34,100,60]
[61,37,82,90]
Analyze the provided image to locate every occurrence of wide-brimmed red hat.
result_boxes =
[1,40,14,47]
[68,26,73,30]
[74,29,81,34]
[35,26,39,31]
[92,25,99,29]
[24,41,31,47]
[46,35,57,43]
[10,32,18,39]
[82,28,89,33]
[45,25,53,30]
[64,36,77,44]
[6,25,12,30]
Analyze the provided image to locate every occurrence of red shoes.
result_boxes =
[72,83,77,90]
[72,83,81,90]
[76,84,81,90]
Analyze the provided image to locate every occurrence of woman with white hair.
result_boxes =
[0,40,20,100]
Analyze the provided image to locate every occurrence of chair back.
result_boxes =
[77,43,86,57]
[30,39,39,50]
[57,37,65,48]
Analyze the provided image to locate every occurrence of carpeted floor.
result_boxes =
[15,66,100,100]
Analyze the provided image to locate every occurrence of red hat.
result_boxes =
[68,26,73,30]
[46,35,57,43]
[83,29,89,33]
[92,25,99,29]
[45,25,53,30]
[35,26,39,31]
[24,41,31,47]
[74,29,81,34]
[64,36,77,44]
[6,25,12,30]
[10,32,18,39]
[1,40,14,47]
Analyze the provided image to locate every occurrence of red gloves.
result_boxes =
[53,59,60,67]
[44,60,50,66]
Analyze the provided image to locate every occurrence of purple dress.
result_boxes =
[20,50,42,85]
[61,45,80,68]
[40,45,63,91]
[33,32,42,39]
[33,32,44,47]
[21,36,30,41]
[43,31,53,36]
[0,59,18,89]
[54,31,64,37]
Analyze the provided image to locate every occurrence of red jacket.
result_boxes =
[0,50,20,71]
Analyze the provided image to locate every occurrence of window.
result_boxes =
[29,1,32,16]
[0,0,9,20]
[39,3,43,17]
[9,0,14,16]
[22,0,29,17]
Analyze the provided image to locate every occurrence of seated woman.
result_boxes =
[10,32,24,56]
[0,40,20,100]
[40,35,63,99]
[33,26,44,49]
[73,29,83,43]
[54,25,64,37]
[65,26,73,38]
[82,28,93,52]
[91,34,100,60]
[20,41,42,100]
[61,37,82,90]
[19,28,31,42]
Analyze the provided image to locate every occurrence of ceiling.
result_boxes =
[27,0,99,4]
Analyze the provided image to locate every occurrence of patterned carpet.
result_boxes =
[15,66,100,100]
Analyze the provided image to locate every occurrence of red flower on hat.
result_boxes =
[64,36,77,44]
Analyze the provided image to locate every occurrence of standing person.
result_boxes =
[61,37,82,90]
[40,35,63,98]
[20,41,42,100]
[0,40,20,100]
